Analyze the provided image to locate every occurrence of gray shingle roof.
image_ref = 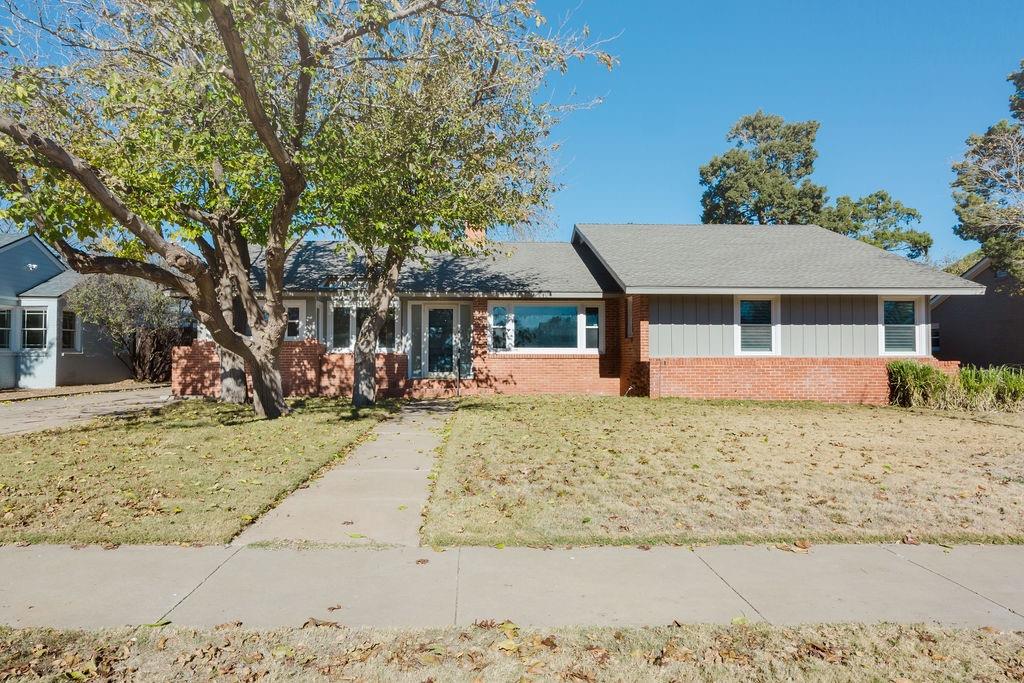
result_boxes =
[0,232,28,249]
[250,241,618,296]
[18,270,81,297]
[573,224,984,294]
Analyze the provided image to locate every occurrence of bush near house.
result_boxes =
[888,360,1024,411]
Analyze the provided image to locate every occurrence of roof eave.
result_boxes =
[623,286,987,296]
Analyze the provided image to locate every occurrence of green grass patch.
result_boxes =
[0,398,388,545]
[422,395,1024,547]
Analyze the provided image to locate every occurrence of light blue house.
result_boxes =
[0,233,130,389]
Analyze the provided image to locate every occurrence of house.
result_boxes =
[931,256,1023,367]
[0,233,131,389]
[172,224,984,404]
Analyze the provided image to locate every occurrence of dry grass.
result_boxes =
[0,398,387,545]
[422,396,1024,547]
[2,622,1022,682]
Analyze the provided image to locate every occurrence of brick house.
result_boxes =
[172,224,983,404]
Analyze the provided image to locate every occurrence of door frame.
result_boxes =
[422,303,459,378]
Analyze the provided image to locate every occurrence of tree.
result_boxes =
[65,274,190,381]
[951,60,1024,286]
[699,111,933,258]
[0,0,605,417]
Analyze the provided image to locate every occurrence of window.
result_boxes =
[736,297,777,354]
[22,309,46,349]
[330,305,396,351]
[488,302,603,353]
[0,309,9,350]
[285,306,301,339]
[357,307,396,350]
[61,310,78,350]
[625,297,633,339]
[931,323,941,355]
[585,307,599,349]
[491,306,508,350]
[514,305,578,349]
[995,269,1009,279]
[882,299,917,353]
[332,306,352,348]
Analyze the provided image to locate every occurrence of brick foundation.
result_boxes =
[648,356,960,405]
[171,341,221,398]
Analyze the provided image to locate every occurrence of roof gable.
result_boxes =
[573,223,984,295]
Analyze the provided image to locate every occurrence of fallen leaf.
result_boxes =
[302,618,340,629]
[416,558,429,565]
[902,533,920,545]
[327,604,343,612]
[794,539,812,550]
[495,639,519,653]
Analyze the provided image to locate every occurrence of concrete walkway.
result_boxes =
[233,401,452,547]
[1,543,1022,630]
[0,386,173,435]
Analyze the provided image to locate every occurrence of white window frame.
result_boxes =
[487,300,605,354]
[60,308,81,352]
[733,295,781,356]
[878,296,927,356]
[283,300,306,341]
[21,308,47,350]
[0,307,11,351]
[327,300,399,353]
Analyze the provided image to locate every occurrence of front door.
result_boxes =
[426,307,455,376]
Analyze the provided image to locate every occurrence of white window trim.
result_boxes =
[327,300,399,353]
[733,295,781,356]
[21,307,48,351]
[487,300,605,355]
[283,300,306,341]
[60,309,82,353]
[0,306,12,352]
[878,296,927,356]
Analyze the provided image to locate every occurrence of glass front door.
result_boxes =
[426,307,455,375]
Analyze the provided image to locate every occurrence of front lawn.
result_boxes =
[422,396,1024,547]
[0,398,387,545]
[3,622,1022,682]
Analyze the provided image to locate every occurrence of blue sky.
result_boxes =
[536,0,1024,259]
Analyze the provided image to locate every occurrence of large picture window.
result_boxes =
[488,302,603,353]
[61,310,78,351]
[0,309,10,350]
[22,309,46,349]
[330,304,397,351]
[882,299,917,353]
[735,296,778,355]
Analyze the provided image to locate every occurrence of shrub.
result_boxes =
[887,360,952,408]
[888,361,1024,411]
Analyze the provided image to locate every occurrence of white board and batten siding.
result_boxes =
[648,294,929,358]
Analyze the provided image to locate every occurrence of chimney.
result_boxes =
[466,224,486,244]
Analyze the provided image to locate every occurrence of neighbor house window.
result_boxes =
[61,310,78,350]
[332,306,352,348]
[931,323,941,355]
[882,299,917,353]
[0,309,10,349]
[22,309,46,349]
[285,306,301,338]
[491,306,508,350]
[356,307,396,349]
[736,297,778,354]
[488,302,603,353]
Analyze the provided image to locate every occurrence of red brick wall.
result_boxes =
[320,352,408,397]
[171,341,220,398]
[619,295,650,396]
[648,356,960,405]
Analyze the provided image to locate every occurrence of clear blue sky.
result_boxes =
[536,0,1024,259]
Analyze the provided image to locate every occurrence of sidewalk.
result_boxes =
[2,543,1022,630]
[233,401,451,547]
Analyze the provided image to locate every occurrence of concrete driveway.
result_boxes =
[0,387,173,435]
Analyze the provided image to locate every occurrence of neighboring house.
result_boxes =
[172,224,983,404]
[0,233,131,389]
[931,257,1023,367]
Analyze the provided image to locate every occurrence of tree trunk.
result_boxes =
[352,251,403,408]
[249,347,289,419]
[219,349,248,404]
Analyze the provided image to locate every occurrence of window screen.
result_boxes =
[883,300,916,353]
[739,300,772,352]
